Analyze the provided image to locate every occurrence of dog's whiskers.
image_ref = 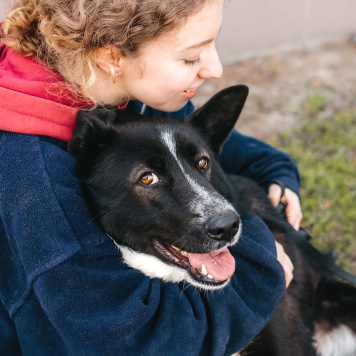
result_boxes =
[82,212,106,227]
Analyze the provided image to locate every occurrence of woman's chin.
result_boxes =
[152,100,189,113]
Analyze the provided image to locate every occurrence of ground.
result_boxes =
[193,40,356,139]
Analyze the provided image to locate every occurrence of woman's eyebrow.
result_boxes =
[181,27,221,51]
[183,38,214,50]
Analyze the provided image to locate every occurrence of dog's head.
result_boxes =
[69,85,249,289]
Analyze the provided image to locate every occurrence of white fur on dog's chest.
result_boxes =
[313,324,356,356]
[115,243,231,291]
[117,244,187,283]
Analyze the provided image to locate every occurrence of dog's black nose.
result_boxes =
[205,212,240,241]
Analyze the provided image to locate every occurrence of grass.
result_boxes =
[267,91,356,274]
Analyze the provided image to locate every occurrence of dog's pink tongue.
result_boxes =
[188,247,235,281]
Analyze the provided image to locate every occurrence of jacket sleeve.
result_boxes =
[29,214,285,356]
[218,130,301,196]
[0,133,285,356]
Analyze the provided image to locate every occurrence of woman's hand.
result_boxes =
[268,184,302,230]
[275,241,294,288]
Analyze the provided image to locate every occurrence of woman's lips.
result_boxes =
[180,88,197,100]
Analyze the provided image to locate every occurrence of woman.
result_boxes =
[0,0,295,354]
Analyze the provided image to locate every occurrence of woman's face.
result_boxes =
[121,0,224,112]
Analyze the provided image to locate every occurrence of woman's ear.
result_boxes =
[93,46,125,77]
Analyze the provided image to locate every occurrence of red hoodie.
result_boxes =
[0,44,103,141]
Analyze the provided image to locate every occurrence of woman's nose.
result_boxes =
[198,46,223,79]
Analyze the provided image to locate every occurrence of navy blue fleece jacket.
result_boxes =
[0,44,293,355]
[0,133,285,355]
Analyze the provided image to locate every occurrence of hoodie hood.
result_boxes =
[0,43,92,141]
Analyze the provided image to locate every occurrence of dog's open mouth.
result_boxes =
[153,240,235,286]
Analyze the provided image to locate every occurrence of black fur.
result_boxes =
[69,85,356,355]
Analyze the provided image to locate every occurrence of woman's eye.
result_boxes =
[197,157,209,169]
[185,58,202,66]
[140,172,159,185]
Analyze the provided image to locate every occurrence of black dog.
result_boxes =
[69,85,356,355]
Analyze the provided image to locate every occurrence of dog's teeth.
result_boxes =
[172,246,189,258]
[200,264,208,276]
[207,274,215,280]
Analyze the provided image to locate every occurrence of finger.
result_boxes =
[268,184,282,207]
[285,264,294,288]
[275,242,294,288]
[281,189,303,230]
[288,212,302,230]
[282,253,294,288]
[284,252,294,272]
[285,205,302,230]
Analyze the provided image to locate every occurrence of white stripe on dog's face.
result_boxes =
[160,128,236,221]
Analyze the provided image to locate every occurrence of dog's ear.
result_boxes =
[68,109,116,178]
[187,85,249,154]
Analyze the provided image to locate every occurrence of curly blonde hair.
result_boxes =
[1,0,213,103]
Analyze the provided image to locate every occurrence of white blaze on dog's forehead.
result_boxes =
[159,128,236,216]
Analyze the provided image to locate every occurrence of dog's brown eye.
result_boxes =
[198,157,209,169]
[140,172,159,185]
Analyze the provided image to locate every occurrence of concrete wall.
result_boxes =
[218,0,356,64]
[1,0,356,65]
[0,0,11,19]
[0,1,9,19]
